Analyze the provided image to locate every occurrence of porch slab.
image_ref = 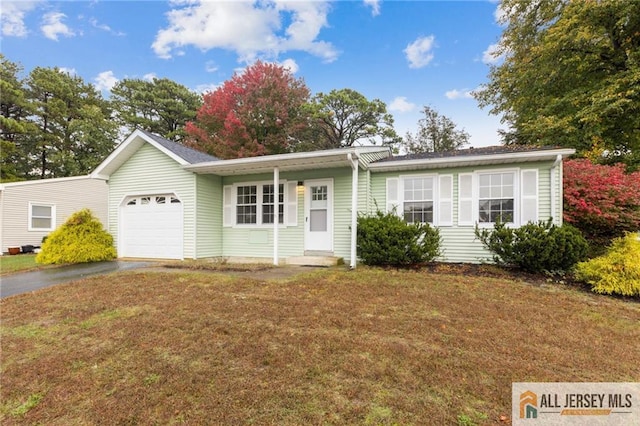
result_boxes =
[286,256,343,267]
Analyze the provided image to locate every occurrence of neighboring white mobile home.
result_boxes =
[92,130,574,266]
[0,176,108,254]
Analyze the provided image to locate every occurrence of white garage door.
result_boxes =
[119,194,183,259]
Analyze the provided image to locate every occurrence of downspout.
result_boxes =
[550,154,562,225]
[348,153,359,269]
[273,166,279,266]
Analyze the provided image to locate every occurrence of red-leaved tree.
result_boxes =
[185,61,310,159]
[563,159,640,241]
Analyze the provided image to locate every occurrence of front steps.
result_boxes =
[285,256,343,267]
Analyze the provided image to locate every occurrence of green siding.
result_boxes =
[109,144,196,259]
[196,174,222,258]
[220,168,353,260]
[369,160,558,263]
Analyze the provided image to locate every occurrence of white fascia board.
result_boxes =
[367,149,576,172]
[184,147,385,175]
[91,129,188,179]
[0,175,97,189]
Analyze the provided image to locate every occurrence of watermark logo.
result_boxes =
[512,382,640,425]
[520,390,538,419]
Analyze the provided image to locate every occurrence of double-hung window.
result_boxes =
[262,184,284,224]
[236,185,257,224]
[403,176,434,224]
[29,203,55,231]
[478,172,515,223]
[229,182,289,226]
[386,174,452,226]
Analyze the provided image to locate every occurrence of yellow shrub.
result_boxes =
[36,209,116,265]
[575,233,640,297]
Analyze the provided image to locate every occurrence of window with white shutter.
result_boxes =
[438,175,453,226]
[386,178,400,215]
[222,185,233,227]
[520,169,538,224]
[286,181,298,226]
[458,173,474,225]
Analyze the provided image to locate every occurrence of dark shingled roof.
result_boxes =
[381,145,564,162]
[139,129,219,164]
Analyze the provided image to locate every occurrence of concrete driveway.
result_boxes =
[0,261,151,298]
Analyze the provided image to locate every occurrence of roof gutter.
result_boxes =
[550,154,563,225]
[367,148,576,172]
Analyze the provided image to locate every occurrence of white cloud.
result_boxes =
[279,58,299,74]
[364,0,381,17]
[195,82,219,95]
[404,35,436,69]
[143,73,157,81]
[152,0,338,63]
[482,42,504,64]
[89,17,125,36]
[1,1,40,37]
[94,70,118,92]
[41,12,75,41]
[205,60,218,73]
[89,17,110,32]
[59,67,77,76]
[494,2,507,25]
[389,96,416,113]
[445,89,474,100]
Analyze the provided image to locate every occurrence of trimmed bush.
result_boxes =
[357,210,441,266]
[36,209,116,265]
[575,233,640,297]
[474,219,589,273]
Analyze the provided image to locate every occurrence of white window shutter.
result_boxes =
[521,169,538,225]
[438,174,453,226]
[286,181,298,226]
[223,185,233,227]
[458,173,474,226]
[386,178,400,215]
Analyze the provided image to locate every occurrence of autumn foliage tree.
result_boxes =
[563,159,640,243]
[186,61,310,159]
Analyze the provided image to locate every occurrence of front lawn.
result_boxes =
[0,254,38,275]
[1,268,638,425]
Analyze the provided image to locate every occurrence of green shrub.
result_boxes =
[357,210,441,266]
[36,209,116,265]
[575,233,640,297]
[474,219,589,273]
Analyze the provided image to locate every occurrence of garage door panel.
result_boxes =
[119,194,183,259]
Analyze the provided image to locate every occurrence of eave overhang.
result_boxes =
[367,148,576,173]
[184,147,390,176]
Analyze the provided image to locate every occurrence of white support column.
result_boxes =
[348,153,358,269]
[273,166,279,265]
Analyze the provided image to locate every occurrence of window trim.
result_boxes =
[467,168,522,228]
[400,174,436,225]
[229,180,291,228]
[28,202,56,231]
[477,169,517,226]
[261,183,285,225]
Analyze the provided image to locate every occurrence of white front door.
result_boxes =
[304,179,333,252]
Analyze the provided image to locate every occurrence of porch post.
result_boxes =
[273,166,279,266]
[348,153,358,269]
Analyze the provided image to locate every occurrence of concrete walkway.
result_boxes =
[0,261,151,298]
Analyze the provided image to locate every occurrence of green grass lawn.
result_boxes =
[0,254,38,275]
[1,267,638,425]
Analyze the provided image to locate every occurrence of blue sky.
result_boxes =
[1,0,506,147]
